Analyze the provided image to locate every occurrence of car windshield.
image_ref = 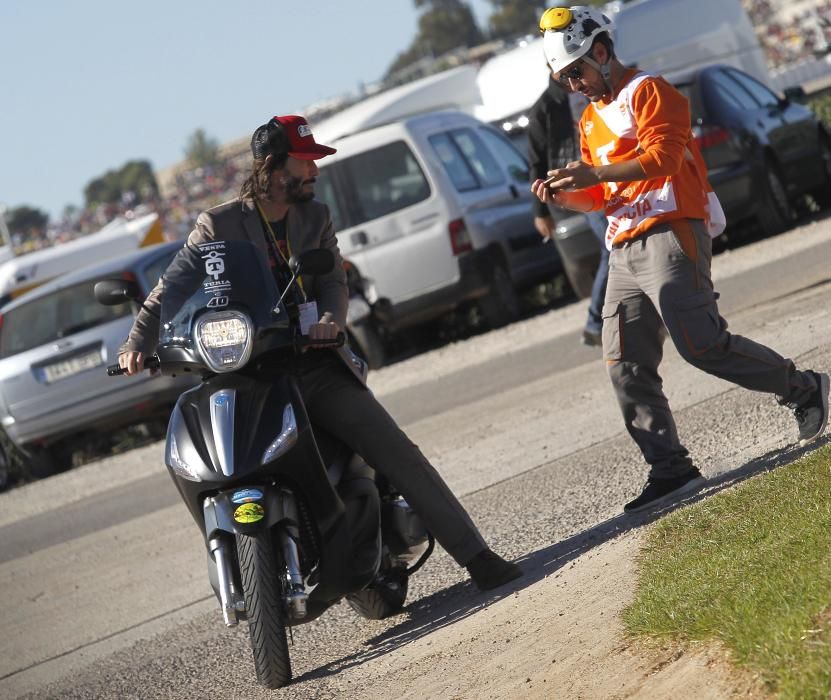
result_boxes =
[159,240,285,347]
[0,279,133,360]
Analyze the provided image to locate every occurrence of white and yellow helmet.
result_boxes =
[540,6,614,75]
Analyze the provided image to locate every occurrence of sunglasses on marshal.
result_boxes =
[557,61,586,86]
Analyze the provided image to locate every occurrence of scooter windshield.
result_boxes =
[159,239,285,347]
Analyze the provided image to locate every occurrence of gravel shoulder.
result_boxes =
[341,531,766,700]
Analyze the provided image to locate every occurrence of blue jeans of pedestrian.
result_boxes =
[585,210,609,335]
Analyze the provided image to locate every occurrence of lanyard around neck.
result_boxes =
[255,201,304,295]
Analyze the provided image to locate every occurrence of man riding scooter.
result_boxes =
[118,114,523,592]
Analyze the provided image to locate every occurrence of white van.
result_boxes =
[314,110,563,331]
[609,0,770,85]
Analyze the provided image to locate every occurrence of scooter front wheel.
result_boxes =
[236,531,292,688]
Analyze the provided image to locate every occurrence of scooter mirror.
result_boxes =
[290,249,335,277]
[94,278,142,306]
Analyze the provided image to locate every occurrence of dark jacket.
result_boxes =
[527,78,580,218]
[120,197,367,384]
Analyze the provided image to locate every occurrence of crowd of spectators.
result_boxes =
[745,0,831,68]
[158,151,249,240]
[17,150,250,254]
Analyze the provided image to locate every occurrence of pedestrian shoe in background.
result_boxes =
[466,549,523,591]
[795,371,830,447]
[581,329,602,347]
[624,467,705,514]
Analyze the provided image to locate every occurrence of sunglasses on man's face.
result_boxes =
[557,62,587,86]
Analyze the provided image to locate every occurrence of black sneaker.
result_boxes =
[795,371,830,447]
[466,549,523,591]
[624,468,705,514]
[581,329,602,347]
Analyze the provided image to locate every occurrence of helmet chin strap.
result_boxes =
[581,54,613,96]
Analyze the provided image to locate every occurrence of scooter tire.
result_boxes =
[236,531,292,689]
[346,571,408,620]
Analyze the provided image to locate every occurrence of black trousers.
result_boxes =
[296,354,487,566]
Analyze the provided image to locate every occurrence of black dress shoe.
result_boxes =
[466,549,523,591]
[623,467,705,514]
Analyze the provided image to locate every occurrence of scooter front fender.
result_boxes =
[203,485,286,539]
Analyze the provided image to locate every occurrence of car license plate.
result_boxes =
[42,349,103,384]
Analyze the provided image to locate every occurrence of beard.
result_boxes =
[284,174,315,204]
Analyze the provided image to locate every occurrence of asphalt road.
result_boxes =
[2,221,831,699]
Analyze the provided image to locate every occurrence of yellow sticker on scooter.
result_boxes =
[234,503,265,523]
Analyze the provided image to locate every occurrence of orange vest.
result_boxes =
[580,70,714,248]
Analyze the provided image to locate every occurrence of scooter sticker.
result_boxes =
[198,244,231,294]
[231,488,264,504]
[233,503,265,523]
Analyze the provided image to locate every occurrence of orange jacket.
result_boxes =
[579,70,712,247]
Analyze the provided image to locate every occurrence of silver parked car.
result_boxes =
[0,241,194,477]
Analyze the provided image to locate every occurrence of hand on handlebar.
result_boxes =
[119,350,145,376]
[304,312,341,349]
[110,352,159,376]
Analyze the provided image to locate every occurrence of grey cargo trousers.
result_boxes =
[297,354,487,566]
[602,218,818,479]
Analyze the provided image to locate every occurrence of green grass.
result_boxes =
[622,444,831,699]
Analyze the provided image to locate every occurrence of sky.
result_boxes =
[0,0,492,220]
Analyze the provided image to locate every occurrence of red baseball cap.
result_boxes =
[251,115,336,161]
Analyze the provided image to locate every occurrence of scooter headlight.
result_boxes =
[166,431,202,482]
[195,310,254,373]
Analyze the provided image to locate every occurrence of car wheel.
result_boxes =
[27,447,69,479]
[548,234,598,300]
[348,323,386,371]
[561,255,596,299]
[479,263,520,329]
[0,443,9,492]
[757,160,796,237]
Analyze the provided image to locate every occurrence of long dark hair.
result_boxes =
[239,158,275,201]
[239,120,290,201]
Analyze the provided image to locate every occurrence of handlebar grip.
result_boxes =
[106,355,160,376]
